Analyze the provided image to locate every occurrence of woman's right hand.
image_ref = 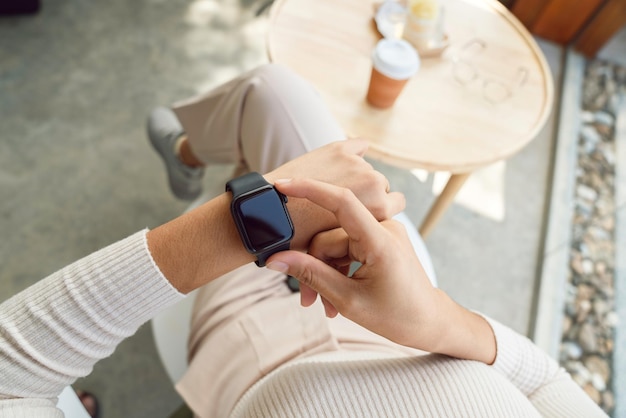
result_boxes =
[267,178,496,364]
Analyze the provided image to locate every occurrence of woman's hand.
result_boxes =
[263,139,405,250]
[267,178,496,364]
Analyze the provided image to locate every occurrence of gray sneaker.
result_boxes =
[147,107,205,201]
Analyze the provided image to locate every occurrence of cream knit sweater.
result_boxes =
[0,231,608,417]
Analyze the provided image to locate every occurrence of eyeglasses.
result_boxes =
[451,39,528,104]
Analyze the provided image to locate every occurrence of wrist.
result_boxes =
[288,198,336,250]
[426,290,497,364]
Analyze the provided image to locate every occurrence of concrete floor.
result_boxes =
[0,1,565,416]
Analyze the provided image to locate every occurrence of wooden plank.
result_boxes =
[510,0,549,28]
[574,0,626,57]
[532,0,604,44]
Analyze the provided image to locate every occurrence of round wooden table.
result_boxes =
[267,0,554,237]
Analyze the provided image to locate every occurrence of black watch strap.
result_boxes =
[255,242,290,267]
[225,172,268,196]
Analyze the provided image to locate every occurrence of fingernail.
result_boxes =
[266,261,289,273]
[274,178,292,184]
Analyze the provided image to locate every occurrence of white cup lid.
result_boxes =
[372,39,420,80]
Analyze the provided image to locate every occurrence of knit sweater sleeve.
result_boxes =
[0,230,185,417]
[484,316,608,417]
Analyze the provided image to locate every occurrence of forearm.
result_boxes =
[147,193,254,294]
[0,231,183,401]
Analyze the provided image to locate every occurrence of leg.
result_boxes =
[177,263,338,416]
[149,64,345,200]
[172,63,346,174]
[186,264,293,359]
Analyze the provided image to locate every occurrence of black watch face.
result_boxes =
[235,188,294,253]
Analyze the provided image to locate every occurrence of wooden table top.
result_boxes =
[267,0,554,173]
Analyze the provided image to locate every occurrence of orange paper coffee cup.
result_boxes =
[366,39,420,109]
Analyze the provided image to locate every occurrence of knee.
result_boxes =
[250,63,310,95]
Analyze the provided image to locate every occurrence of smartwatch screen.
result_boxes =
[238,189,294,251]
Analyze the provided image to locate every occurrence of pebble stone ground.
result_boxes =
[558,60,626,416]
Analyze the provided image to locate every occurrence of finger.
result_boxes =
[383,191,407,220]
[308,228,349,263]
[337,264,352,276]
[267,250,351,308]
[275,178,382,245]
[363,190,406,223]
[308,229,353,273]
[321,296,339,318]
[300,282,318,307]
[361,170,405,219]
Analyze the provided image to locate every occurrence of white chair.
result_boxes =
[56,387,91,418]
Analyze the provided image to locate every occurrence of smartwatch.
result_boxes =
[226,172,295,267]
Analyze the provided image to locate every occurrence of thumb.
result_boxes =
[266,251,349,309]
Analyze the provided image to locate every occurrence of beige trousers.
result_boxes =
[172,64,424,418]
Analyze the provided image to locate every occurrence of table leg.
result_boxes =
[418,172,471,238]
